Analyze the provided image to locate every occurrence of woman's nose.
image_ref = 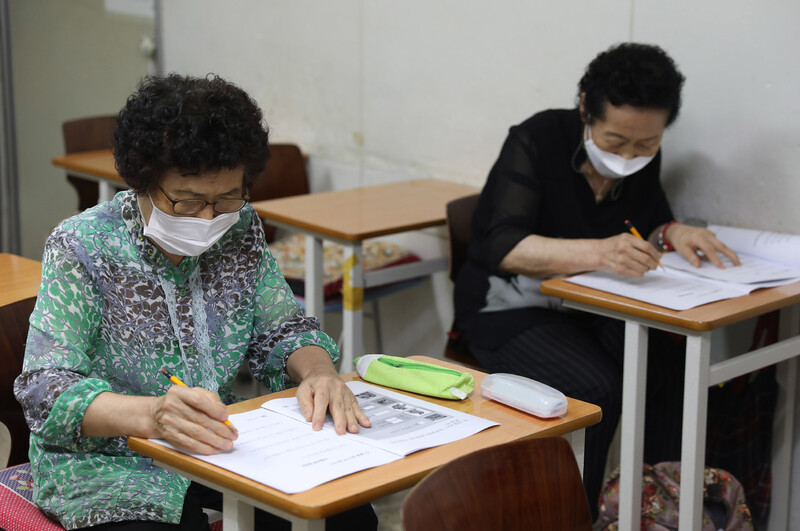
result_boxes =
[196,204,216,220]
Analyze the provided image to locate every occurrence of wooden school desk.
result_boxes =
[129,356,602,531]
[52,149,124,204]
[251,180,479,372]
[0,253,41,307]
[540,278,800,531]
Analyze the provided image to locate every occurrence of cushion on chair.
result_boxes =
[0,462,65,530]
[0,463,229,530]
[269,233,421,298]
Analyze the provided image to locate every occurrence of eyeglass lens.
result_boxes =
[172,199,247,215]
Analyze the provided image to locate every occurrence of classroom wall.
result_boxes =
[166,0,800,523]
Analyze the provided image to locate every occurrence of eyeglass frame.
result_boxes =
[155,183,250,215]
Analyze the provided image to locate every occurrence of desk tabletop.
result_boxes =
[128,356,601,520]
[251,179,478,241]
[541,277,800,332]
[0,253,41,307]
[52,149,124,184]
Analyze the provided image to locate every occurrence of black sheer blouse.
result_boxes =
[454,108,674,349]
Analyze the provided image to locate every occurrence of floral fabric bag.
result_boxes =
[598,462,753,530]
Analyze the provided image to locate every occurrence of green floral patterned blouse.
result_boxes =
[14,191,338,529]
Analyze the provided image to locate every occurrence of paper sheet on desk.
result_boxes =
[564,269,746,311]
[148,381,498,494]
[564,227,800,311]
[709,225,800,268]
[660,252,800,286]
[262,381,498,456]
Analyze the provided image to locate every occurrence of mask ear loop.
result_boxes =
[572,109,598,173]
[571,124,589,173]
[140,193,162,228]
[609,178,624,201]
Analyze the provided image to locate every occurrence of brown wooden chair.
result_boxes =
[62,115,121,210]
[0,421,10,469]
[0,296,36,467]
[249,143,310,243]
[443,193,483,369]
[402,436,592,531]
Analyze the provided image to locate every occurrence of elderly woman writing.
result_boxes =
[15,74,376,530]
[453,43,739,518]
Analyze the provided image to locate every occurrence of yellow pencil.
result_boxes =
[625,219,664,270]
[159,368,235,428]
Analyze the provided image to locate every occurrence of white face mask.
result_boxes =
[142,195,240,257]
[584,125,656,179]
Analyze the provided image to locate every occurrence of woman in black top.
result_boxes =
[453,43,738,518]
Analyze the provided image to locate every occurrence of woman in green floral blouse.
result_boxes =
[14,74,376,530]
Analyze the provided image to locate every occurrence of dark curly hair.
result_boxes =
[578,43,685,127]
[113,73,270,193]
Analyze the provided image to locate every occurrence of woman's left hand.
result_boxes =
[666,224,741,268]
[288,346,372,434]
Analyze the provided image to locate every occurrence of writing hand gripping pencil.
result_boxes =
[625,219,664,271]
[159,368,236,430]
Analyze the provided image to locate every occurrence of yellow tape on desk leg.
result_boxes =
[343,254,364,311]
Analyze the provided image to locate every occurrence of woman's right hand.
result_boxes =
[595,233,662,277]
[150,385,238,455]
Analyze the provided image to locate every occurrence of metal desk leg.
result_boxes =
[619,321,649,531]
[98,180,115,203]
[223,495,254,531]
[304,235,324,330]
[564,428,586,477]
[287,517,325,531]
[341,243,364,372]
[679,332,711,530]
[769,304,799,531]
[222,493,325,531]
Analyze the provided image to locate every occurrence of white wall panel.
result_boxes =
[359,1,630,186]
[633,0,800,232]
[161,1,362,157]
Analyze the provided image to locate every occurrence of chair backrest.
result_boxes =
[443,194,483,369]
[445,193,480,282]
[0,420,10,469]
[62,115,117,154]
[62,115,119,210]
[249,143,310,243]
[0,296,37,467]
[402,436,592,531]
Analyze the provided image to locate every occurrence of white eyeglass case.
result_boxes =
[480,373,568,418]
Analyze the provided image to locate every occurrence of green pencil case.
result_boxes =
[354,354,474,400]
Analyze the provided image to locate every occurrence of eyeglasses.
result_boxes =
[156,183,249,215]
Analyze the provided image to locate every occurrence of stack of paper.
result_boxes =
[563,226,800,311]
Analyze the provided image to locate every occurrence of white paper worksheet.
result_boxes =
[564,226,800,311]
[660,253,800,286]
[148,381,498,493]
[709,225,800,267]
[564,269,747,311]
